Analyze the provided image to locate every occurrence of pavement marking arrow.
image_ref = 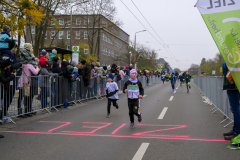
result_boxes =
[132,143,150,160]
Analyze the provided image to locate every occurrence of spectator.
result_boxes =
[39,61,57,109]
[17,51,40,117]
[107,65,111,74]
[96,62,101,68]
[78,60,86,76]
[98,66,107,96]
[20,43,36,68]
[71,61,77,67]
[119,66,126,89]
[49,49,57,62]
[39,49,49,67]
[0,53,17,125]
[111,63,118,75]
[81,65,91,99]
[0,25,18,61]
[124,66,129,76]
[52,56,63,76]
[129,64,133,70]
[223,62,240,140]
[91,60,96,69]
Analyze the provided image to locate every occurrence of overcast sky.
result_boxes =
[114,0,219,70]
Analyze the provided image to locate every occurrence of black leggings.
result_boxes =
[128,99,139,123]
[107,99,118,114]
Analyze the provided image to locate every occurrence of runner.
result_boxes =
[169,71,177,92]
[123,69,144,128]
[179,74,184,86]
[105,73,119,118]
[185,71,191,93]
[161,73,166,84]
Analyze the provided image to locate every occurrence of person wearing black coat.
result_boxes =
[61,61,73,105]
[52,56,63,76]
[0,54,16,127]
[111,63,118,75]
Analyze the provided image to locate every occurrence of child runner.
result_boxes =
[106,73,119,118]
[170,71,177,92]
[123,69,144,128]
[185,71,192,93]
[179,74,184,87]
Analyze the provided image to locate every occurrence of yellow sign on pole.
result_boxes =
[220,67,223,73]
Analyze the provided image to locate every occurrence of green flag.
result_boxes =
[157,67,161,72]
[196,0,240,91]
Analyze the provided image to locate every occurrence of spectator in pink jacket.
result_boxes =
[17,61,39,118]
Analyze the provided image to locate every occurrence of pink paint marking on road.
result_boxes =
[0,131,228,142]
[39,121,71,132]
[111,124,126,135]
[134,124,186,136]
[83,122,112,134]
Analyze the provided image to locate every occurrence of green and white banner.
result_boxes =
[196,0,240,91]
[72,46,79,64]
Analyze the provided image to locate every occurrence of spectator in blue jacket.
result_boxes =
[0,26,18,60]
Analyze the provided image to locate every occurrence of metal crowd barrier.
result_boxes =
[193,76,233,127]
[0,74,162,124]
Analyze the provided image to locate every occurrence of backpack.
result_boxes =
[102,70,107,77]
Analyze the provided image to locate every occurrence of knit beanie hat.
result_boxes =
[3,25,11,33]
[42,49,47,56]
[24,43,32,50]
[130,69,137,75]
[73,67,78,72]
[8,41,17,51]
[126,66,129,69]
[52,49,57,54]
[103,66,107,70]
[107,65,111,70]
[107,73,114,80]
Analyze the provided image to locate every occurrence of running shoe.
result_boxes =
[130,122,135,128]
[115,104,119,109]
[138,113,142,122]
[106,113,111,118]
[223,130,234,136]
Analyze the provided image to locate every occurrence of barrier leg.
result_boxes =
[224,120,234,128]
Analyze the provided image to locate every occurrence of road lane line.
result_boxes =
[158,107,168,119]
[169,96,174,101]
[143,95,147,97]
[132,143,150,160]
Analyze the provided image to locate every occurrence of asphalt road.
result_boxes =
[0,81,238,160]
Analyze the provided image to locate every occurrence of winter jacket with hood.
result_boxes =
[20,49,36,68]
[18,64,39,88]
[61,61,72,79]
[98,67,107,79]
[52,61,63,76]
[39,55,48,67]
[0,32,16,49]
[49,53,56,62]
[111,63,118,75]
[82,66,89,87]
[39,66,57,87]
[68,66,76,82]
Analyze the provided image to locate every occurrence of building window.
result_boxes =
[67,45,70,50]
[105,48,108,56]
[103,33,105,41]
[102,46,105,55]
[108,49,111,56]
[84,18,89,25]
[51,31,55,39]
[67,31,70,39]
[59,19,64,25]
[84,47,89,54]
[68,20,71,25]
[76,18,81,25]
[112,50,114,57]
[59,31,63,39]
[84,31,88,39]
[31,26,35,34]
[76,31,80,39]
[51,19,55,25]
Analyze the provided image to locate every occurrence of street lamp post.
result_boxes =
[134,30,146,50]
[129,51,132,65]
[70,1,89,51]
